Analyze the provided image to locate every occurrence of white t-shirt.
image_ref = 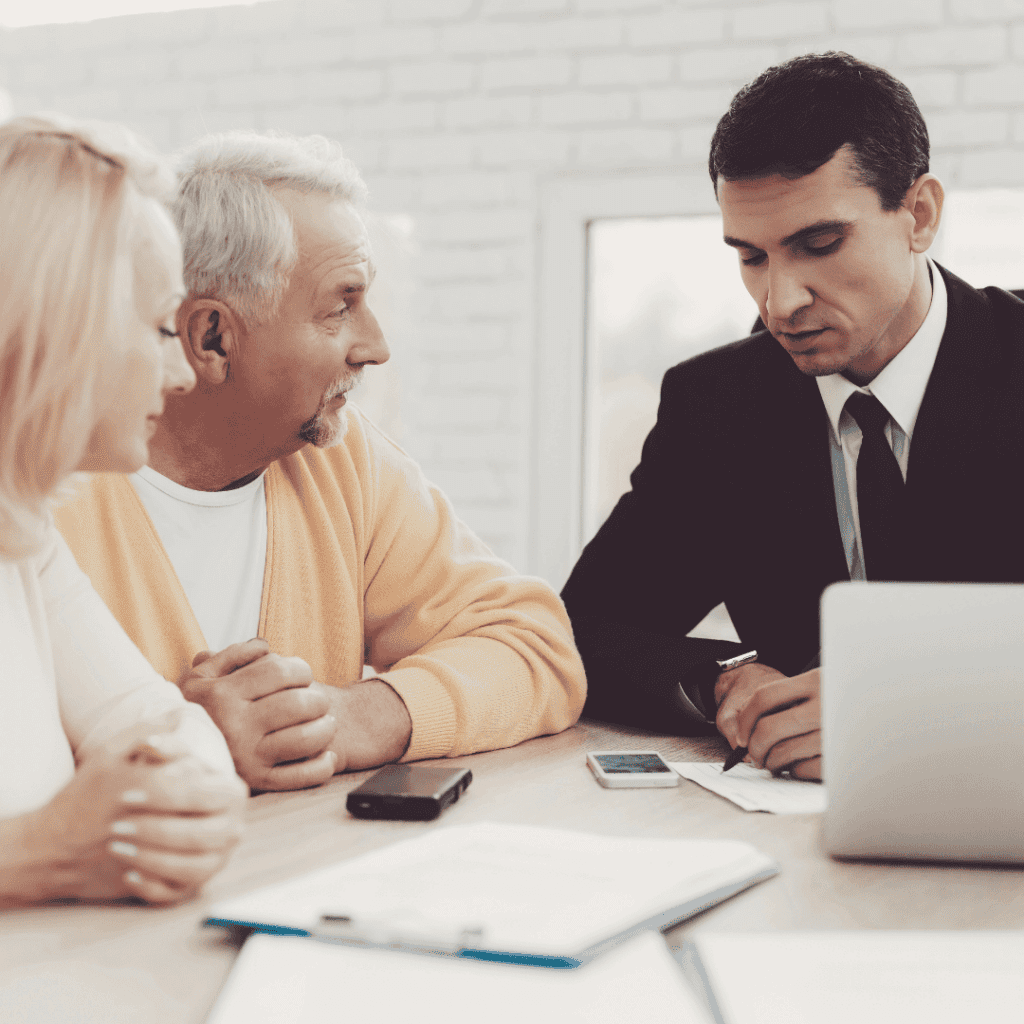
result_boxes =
[131,466,267,653]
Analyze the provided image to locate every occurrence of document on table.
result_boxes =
[682,931,1024,1024]
[669,762,827,814]
[205,822,776,964]
[206,929,714,1024]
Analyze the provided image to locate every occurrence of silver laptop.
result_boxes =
[822,582,1024,864]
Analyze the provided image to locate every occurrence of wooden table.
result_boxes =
[2,721,1022,1022]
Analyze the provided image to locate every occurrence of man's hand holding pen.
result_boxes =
[715,663,823,782]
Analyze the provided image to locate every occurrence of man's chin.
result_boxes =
[783,347,847,377]
[299,406,350,449]
[316,421,349,449]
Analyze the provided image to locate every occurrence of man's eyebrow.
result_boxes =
[723,219,852,251]
[780,219,851,247]
[332,279,366,295]
[333,261,376,295]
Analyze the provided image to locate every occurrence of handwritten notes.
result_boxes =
[669,762,827,814]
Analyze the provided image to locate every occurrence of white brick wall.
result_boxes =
[1,0,1023,573]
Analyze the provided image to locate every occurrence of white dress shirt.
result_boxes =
[815,260,948,580]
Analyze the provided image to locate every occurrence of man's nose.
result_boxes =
[765,265,814,325]
[349,308,390,367]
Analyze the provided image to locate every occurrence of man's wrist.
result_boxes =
[713,650,758,705]
[324,679,413,773]
[678,650,758,724]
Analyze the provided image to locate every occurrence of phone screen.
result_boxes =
[594,753,671,774]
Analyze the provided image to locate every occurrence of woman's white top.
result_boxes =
[0,522,235,818]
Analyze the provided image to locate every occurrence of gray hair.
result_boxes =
[173,131,367,325]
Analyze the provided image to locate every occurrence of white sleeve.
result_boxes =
[39,525,235,775]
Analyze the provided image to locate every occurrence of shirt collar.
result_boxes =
[135,464,266,506]
[815,258,948,441]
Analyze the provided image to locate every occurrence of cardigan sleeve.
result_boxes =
[40,526,236,775]
[359,427,586,761]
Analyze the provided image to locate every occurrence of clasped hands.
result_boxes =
[22,714,247,906]
[180,639,338,792]
[178,639,413,793]
[714,662,822,781]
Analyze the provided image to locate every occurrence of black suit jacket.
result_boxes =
[562,266,1024,734]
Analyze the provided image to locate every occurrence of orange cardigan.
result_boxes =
[55,409,586,762]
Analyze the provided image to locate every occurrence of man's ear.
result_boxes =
[176,298,241,385]
[906,173,944,254]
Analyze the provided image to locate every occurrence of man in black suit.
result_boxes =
[562,52,1024,780]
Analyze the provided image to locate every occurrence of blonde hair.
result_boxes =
[0,114,177,558]
[173,131,367,325]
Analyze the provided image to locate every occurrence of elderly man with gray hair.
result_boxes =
[57,131,586,792]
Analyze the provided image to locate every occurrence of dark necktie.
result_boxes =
[844,392,906,581]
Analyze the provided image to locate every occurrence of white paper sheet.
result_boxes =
[685,931,1024,1024]
[207,822,776,958]
[670,762,827,814]
[206,930,713,1024]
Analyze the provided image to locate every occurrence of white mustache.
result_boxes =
[324,371,363,404]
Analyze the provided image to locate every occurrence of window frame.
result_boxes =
[530,172,720,588]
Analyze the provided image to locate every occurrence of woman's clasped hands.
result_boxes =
[19,717,247,906]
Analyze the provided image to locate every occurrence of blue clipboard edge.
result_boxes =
[204,919,309,937]
[202,860,778,971]
[201,918,582,969]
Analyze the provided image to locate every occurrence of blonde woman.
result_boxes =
[0,116,247,906]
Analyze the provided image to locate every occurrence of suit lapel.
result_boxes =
[757,340,849,586]
[733,340,849,670]
[905,265,1015,579]
[909,266,1002,490]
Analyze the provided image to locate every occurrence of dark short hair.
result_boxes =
[708,52,929,212]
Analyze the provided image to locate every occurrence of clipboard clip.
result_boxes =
[313,912,486,955]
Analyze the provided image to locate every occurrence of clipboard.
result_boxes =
[205,822,777,968]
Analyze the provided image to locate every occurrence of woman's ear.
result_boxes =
[907,173,944,254]
[177,298,239,384]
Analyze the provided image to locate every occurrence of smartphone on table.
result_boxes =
[346,764,472,820]
[586,751,679,788]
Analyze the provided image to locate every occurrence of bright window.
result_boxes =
[584,215,756,640]
[584,216,757,544]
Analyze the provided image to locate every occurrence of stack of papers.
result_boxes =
[670,762,827,814]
